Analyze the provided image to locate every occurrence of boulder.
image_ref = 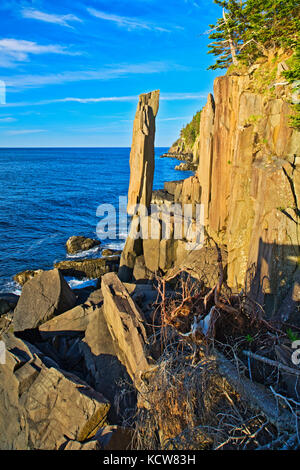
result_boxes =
[54,256,120,279]
[20,366,110,449]
[175,162,197,171]
[64,440,100,450]
[14,269,77,332]
[101,272,151,387]
[127,90,160,215]
[164,180,185,196]
[151,189,174,207]
[133,255,154,282]
[66,236,101,255]
[0,293,19,315]
[0,332,111,450]
[102,248,122,257]
[79,303,131,408]
[14,269,43,286]
[38,304,92,339]
[0,343,29,449]
[95,426,133,450]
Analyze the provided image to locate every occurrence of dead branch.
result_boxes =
[243,350,300,377]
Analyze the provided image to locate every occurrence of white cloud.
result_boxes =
[87,7,170,32]
[3,61,175,89]
[3,92,208,108]
[0,38,79,67]
[21,9,82,28]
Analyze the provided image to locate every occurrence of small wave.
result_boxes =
[104,241,125,251]
[64,277,98,290]
[66,246,101,259]
[0,280,22,295]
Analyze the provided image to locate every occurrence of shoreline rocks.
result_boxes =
[66,236,101,255]
[14,269,44,287]
[160,151,193,161]
[0,293,19,315]
[54,256,120,279]
[101,272,151,388]
[175,161,197,171]
[14,269,77,332]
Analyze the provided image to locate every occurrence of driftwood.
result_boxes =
[242,350,300,377]
[215,350,297,434]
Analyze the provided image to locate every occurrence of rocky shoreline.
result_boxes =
[160,151,197,171]
[1,63,299,450]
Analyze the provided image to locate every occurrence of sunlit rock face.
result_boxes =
[196,69,300,320]
[127,90,160,215]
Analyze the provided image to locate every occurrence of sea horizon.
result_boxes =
[0,146,190,294]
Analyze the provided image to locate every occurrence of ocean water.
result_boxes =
[0,148,192,293]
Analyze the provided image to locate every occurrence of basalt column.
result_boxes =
[119,90,160,282]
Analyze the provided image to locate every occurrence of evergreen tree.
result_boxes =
[208,0,300,70]
[208,0,245,70]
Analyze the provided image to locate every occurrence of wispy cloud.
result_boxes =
[0,116,16,122]
[158,116,191,121]
[3,61,176,89]
[87,7,170,32]
[5,129,46,135]
[3,92,207,108]
[21,9,82,28]
[0,38,79,67]
[161,92,207,100]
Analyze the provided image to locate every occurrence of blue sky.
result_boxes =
[0,0,222,147]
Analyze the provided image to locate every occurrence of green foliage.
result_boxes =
[208,0,300,70]
[180,110,202,149]
[245,334,254,344]
[208,0,245,70]
[284,44,300,129]
[286,328,299,342]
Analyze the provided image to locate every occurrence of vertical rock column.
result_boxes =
[119,90,160,281]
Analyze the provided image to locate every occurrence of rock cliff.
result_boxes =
[195,56,300,320]
[121,55,300,321]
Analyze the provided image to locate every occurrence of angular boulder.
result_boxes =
[38,304,92,339]
[0,333,110,450]
[54,256,120,279]
[101,272,150,387]
[64,440,100,450]
[0,293,19,315]
[79,303,131,407]
[14,269,77,332]
[20,366,110,449]
[66,235,101,255]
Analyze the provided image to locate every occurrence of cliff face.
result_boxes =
[195,59,300,320]
[121,57,299,321]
